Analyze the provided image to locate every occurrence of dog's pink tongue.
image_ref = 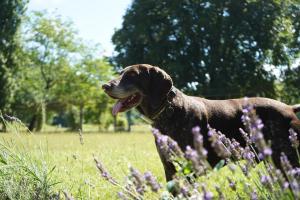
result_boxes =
[112,101,123,116]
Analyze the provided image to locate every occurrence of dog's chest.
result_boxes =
[153,106,202,148]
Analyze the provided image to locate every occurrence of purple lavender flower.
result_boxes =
[228,163,237,173]
[241,101,271,160]
[151,128,160,135]
[167,138,184,157]
[273,169,288,190]
[290,167,300,177]
[152,128,184,161]
[185,146,205,175]
[192,126,201,134]
[263,147,272,156]
[259,172,274,191]
[250,190,258,200]
[283,182,289,190]
[239,128,252,145]
[242,146,255,165]
[193,130,203,144]
[117,191,128,200]
[229,139,244,160]
[192,126,208,159]
[180,186,190,198]
[208,127,231,159]
[130,167,145,195]
[93,156,117,185]
[260,175,271,185]
[290,180,300,199]
[202,184,213,200]
[207,125,215,137]
[152,128,172,159]
[144,171,161,192]
[280,152,293,173]
[289,128,299,149]
[185,146,198,160]
[227,177,236,191]
[241,165,249,176]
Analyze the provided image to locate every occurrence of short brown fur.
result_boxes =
[103,64,300,181]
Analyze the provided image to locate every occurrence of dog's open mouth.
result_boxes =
[112,93,142,115]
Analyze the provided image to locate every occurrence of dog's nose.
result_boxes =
[102,83,111,90]
[102,83,111,91]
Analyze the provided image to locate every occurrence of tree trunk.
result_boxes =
[36,101,46,132]
[79,104,84,131]
[1,120,6,132]
[126,110,132,132]
[28,114,37,132]
[113,115,117,132]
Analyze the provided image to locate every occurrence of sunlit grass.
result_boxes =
[0,123,277,199]
[0,125,164,199]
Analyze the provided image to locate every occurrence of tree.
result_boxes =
[12,48,44,131]
[112,0,300,99]
[282,65,300,104]
[54,49,114,131]
[0,0,28,130]
[281,2,300,104]
[22,11,78,131]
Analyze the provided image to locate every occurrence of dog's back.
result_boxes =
[191,96,300,168]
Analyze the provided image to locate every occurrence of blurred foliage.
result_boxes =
[19,11,81,131]
[112,0,300,99]
[282,64,300,104]
[2,0,300,132]
[10,11,116,132]
[0,0,28,116]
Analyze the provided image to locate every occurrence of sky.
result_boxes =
[28,0,133,57]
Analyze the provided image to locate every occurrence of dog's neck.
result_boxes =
[150,86,177,120]
[137,86,178,121]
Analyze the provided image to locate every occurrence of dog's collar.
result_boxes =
[149,86,177,120]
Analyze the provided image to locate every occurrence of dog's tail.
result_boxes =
[293,104,300,113]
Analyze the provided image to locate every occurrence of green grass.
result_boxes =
[0,124,279,199]
[0,125,165,199]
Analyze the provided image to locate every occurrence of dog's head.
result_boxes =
[102,64,173,116]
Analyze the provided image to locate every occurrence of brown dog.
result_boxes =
[102,64,300,181]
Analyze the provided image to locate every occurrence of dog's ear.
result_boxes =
[148,67,173,109]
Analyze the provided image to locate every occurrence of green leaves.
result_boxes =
[214,159,225,171]
[112,0,300,99]
[11,10,116,131]
[0,0,28,114]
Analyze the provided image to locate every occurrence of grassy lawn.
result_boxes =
[0,125,165,199]
[0,123,289,200]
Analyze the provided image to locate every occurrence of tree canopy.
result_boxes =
[11,11,116,131]
[0,0,28,115]
[112,0,300,99]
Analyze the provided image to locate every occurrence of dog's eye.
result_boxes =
[120,71,137,85]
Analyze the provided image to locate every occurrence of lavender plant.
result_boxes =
[94,99,300,200]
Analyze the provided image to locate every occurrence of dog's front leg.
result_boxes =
[155,141,176,181]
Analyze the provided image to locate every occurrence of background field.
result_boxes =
[1,123,274,200]
[0,125,166,199]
